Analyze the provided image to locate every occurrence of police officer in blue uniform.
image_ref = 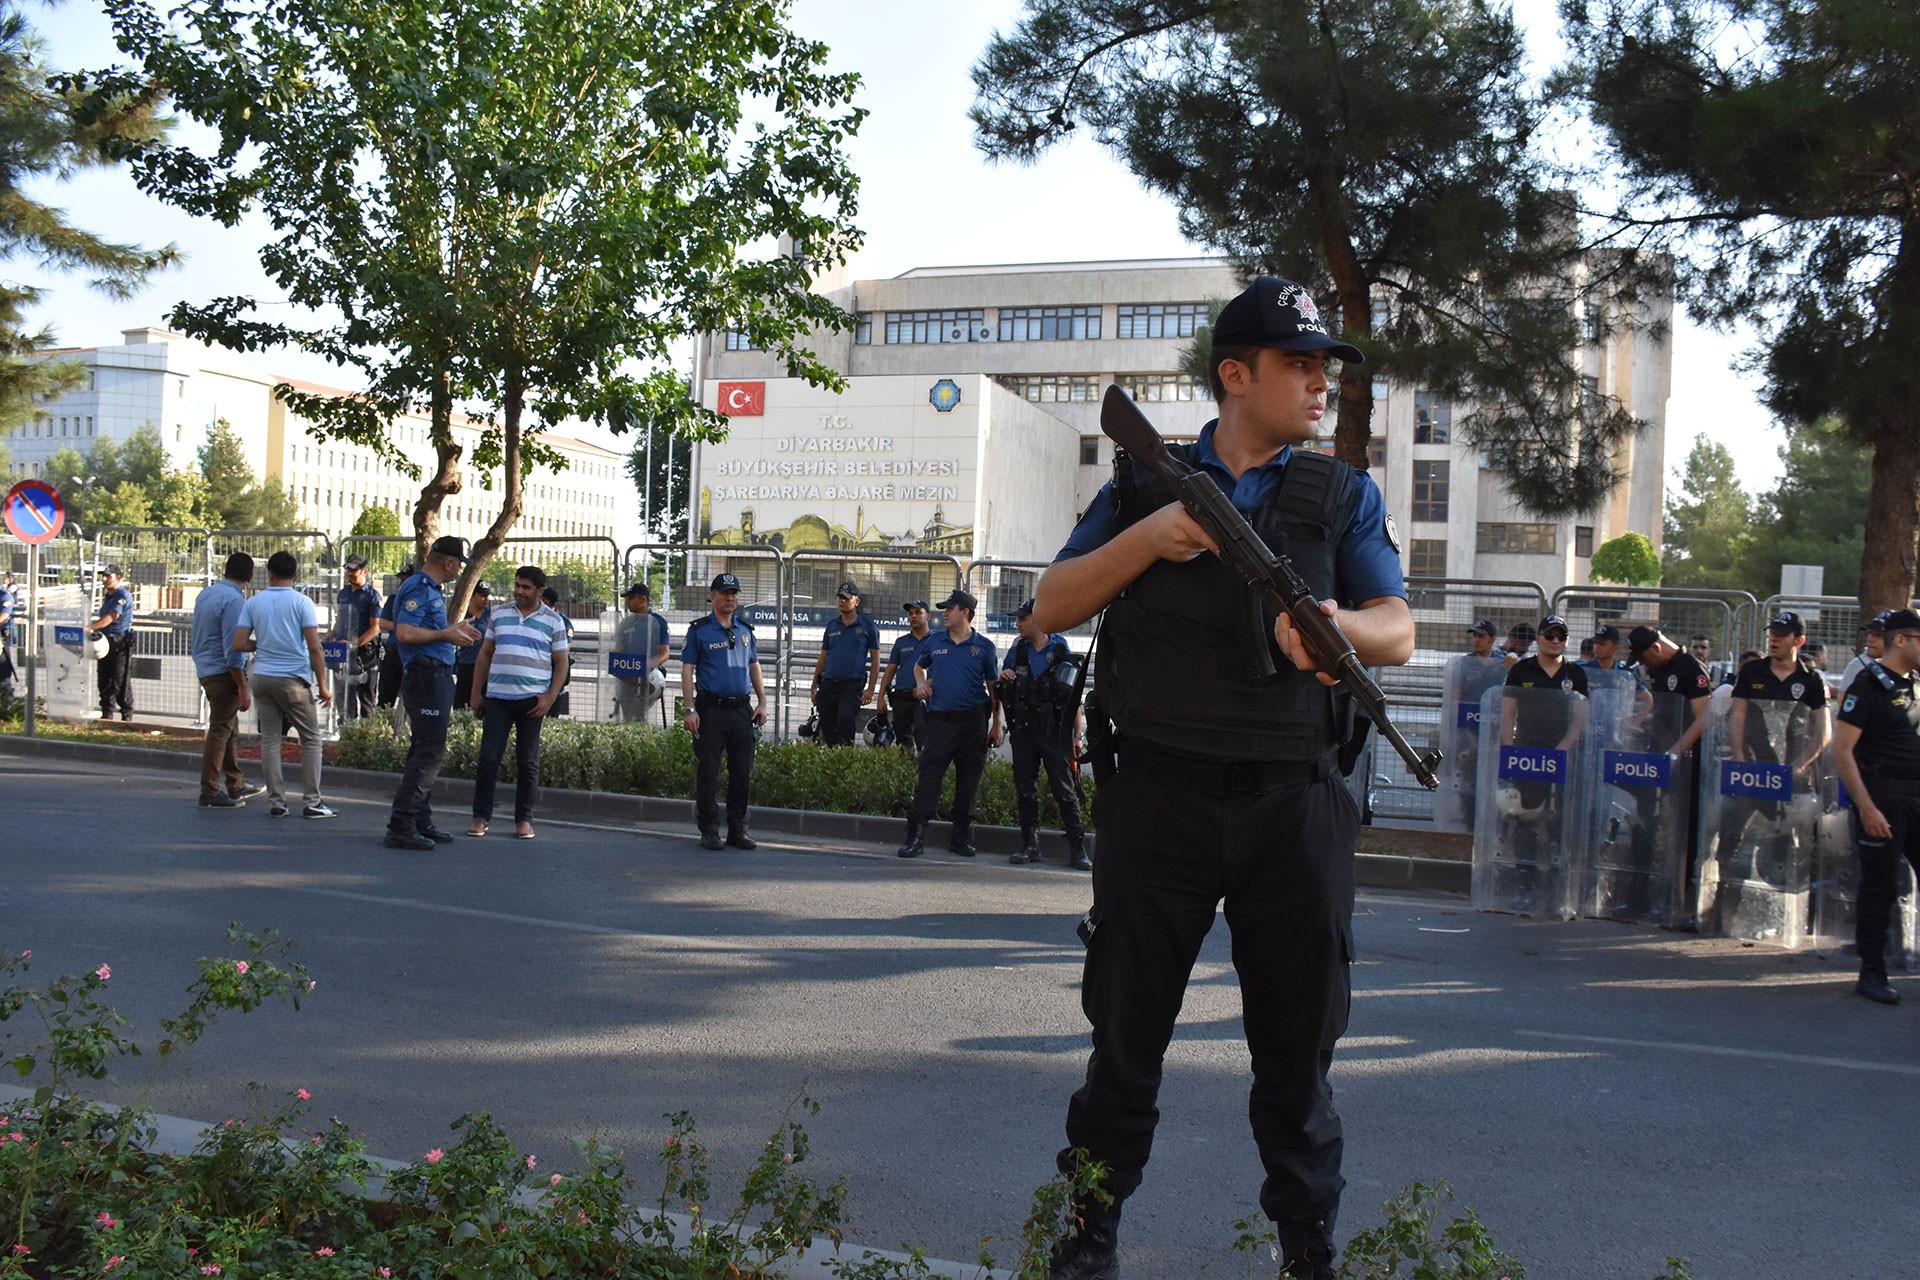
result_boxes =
[384,537,481,850]
[1000,598,1088,869]
[1831,607,1920,1005]
[880,600,933,753]
[811,579,880,746]
[681,572,766,850]
[0,573,17,689]
[1034,278,1413,1280]
[88,563,136,721]
[335,553,385,721]
[895,588,1002,858]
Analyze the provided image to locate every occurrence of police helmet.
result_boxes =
[864,711,895,748]
[646,668,666,692]
[797,710,818,739]
[1051,655,1082,691]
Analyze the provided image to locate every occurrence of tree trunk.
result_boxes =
[411,363,462,571]
[462,367,528,608]
[1859,410,1920,616]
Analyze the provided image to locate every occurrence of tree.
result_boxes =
[1660,436,1753,591]
[196,418,301,530]
[347,504,406,574]
[1739,416,1870,598]
[106,0,865,608]
[1590,531,1661,586]
[971,0,1655,514]
[0,0,170,430]
[47,426,205,529]
[1563,0,1920,613]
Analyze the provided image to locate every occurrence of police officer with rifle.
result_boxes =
[1035,277,1419,1280]
[998,598,1088,869]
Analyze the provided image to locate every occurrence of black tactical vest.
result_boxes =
[1103,444,1357,762]
[1006,636,1075,732]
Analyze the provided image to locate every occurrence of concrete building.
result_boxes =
[695,254,1672,604]
[10,328,629,549]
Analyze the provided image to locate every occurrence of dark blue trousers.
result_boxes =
[389,662,454,834]
[473,695,545,823]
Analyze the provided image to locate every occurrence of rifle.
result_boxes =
[1099,385,1442,790]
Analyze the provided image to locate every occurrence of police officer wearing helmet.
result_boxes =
[998,598,1088,869]
[335,553,386,721]
[1831,608,1920,1004]
[880,600,933,753]
[896,588,1002,858]
[1033,276,1413,1280]
[385,537,481,850]
[681,572,766,851]
[1715,612,1828,881]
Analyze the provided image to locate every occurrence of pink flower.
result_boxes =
[95,1212,118,1228]
[297,1089,311,1101]
[308,980,317,991]
[235,960,250,975]
[105,1257,123,1271]
[6,1133,19,1143]
[525,1154,537,1170]
[312,1136,323,1145]
[10,1244,29,1254]
[18,950,28,958]
[378,1269,392,1278]
[549,1173,562,1186]
[315,1247,334,1257]
[201,1266,222,1275]
[94,964,111,981]
[425,1148,444,1164]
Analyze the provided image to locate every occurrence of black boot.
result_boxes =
[896,821,924,858]
[1047,1202,1119,1280]
[948,821,976,856]
[1278,1218,1336,1279]
[699,828,725,851]
[1857,967,1901,1005]
[1010,826,1041,865]
[726,826,757,850]
[1068,833,1092,871]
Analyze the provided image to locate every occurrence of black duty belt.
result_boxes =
[409,659,452,672]
[1118,738,1332,796]
[1863,773,1920,794]
[928,707,988,722]
[697,695,752,710]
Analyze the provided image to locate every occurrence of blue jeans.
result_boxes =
[473,695,544,823]
[389,662,454,833]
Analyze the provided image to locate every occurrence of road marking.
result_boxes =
[270,884,746,949]
[1517,1029,1920,1077]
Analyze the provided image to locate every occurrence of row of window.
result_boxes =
[18,415,97,438]
[1400,524,1598,578]
[731,302,1216,350]
[991,372,1210,404]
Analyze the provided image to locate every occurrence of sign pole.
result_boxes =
[23,541,36,737]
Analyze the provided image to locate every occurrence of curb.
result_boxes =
[0,732,1469,893]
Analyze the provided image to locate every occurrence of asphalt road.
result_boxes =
[5,747,1915,1278]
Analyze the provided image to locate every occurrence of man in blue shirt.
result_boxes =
[87,562,136,721]
[384,536,480,850]
[1035,277,1413,1280]
[895,588,1002,858]
[233,550,336,819]
[811,579,881,747]
[0,574,16,690]
[190,552,261,808]
[681,571,766,850]
[1000,599,1088,869]
[334,553,385,721]
[880,600,933,753]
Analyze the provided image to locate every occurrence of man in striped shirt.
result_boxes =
[468,565,570,839]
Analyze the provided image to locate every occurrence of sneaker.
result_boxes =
[230,783,267,801]
[302,803,338,819]
[198,794,245,809]
[268,800,290,818]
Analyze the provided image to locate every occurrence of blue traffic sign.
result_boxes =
[3,480,65,545]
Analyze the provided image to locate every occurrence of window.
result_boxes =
[998,305,1100,342]
[1582,302,1605,344]
[1411,461,1449,522]
[1477,522,1559,554]
[1372,376,1389,402]
[994,374,1099,404]
[1413,392,1450,444]
[885,309,985,344]
[1575,525,1594,557]
[853,312,872,345]
[1116,302,1206,339]
[1409,538,1447,577]
[723,330,759,351]
[1115,372,1206,403]
[1079,437,1100,466]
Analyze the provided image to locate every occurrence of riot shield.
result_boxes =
[1472,684,1590,920]
[1812,781,1920,972]
[1581,687,1692,925]
[1696,696,1824,947]
[1436,653,1509,832]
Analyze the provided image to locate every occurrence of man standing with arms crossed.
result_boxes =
[682,572,766,851]
[190,552,261,809]
[1032,278,1411,1280]
[385,537,480,850]
[811,579,880,746]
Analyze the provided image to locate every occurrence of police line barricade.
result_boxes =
[1811,782,1920,971]
[1695,697,1824,948]
[1434,650,1508,832]
[1472,684,1590,920]
[1582,688,1693,926]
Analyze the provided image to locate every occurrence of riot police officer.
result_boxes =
[88,563,136,721]
[895,588,1002,858]
[681,572,766,850]
[880,600,933,752]
[1715,611,1828,885]
[998,599,1087,869]
[335,553,385,720]
[1832,608,1920,1005]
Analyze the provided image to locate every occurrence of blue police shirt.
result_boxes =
[190,578,248,679]
[917,628,998,711]
[98,584,134,637]
[392,570,454,668]
[454,604,490,666]
[1056,420,1407,604]
[682,614,758,698]
[336,583,383,642]
[820,613,881,680]
[1014,633,1069,678]
[0,583,15,641]
[888,632,931,691]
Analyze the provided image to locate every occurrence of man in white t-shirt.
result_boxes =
[233,550,336,819]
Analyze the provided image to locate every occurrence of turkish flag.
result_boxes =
[717,381,765,416]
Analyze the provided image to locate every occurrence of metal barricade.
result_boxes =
[630,543,787,734]
[88,526,216,724]
[1550,585,1754,684]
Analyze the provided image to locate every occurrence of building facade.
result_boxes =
[696,255,1672,601]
